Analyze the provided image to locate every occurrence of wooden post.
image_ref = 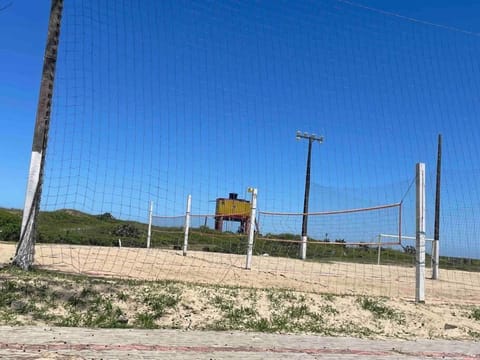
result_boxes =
[13,0,64,270]
[415,163,426,303]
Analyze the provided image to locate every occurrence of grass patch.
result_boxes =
[267,289,302,310]
[286,304,310,319]
[134,312,158,329]
[468,330,480,339]
[321,293,335,302]
[212,294,234,312]
[469,307,480,321]
[0,266,479,340]
[226,306,257,323]
[358,297,405,324]
[211,288,332,334]
[0,267,184,329]
[117,291,129,301]
[144,293,180,318]
[320,304,339,315]
[246,317,271,332]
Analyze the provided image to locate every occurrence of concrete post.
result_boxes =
[245,188,257,270]
[415,163,426,303]
[183,195,192,256]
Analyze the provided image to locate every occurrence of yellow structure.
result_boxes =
[216,198,251,217]
[215,193,251,233]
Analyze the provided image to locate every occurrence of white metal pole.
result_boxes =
[183,194,192,256]
[245,187,257,270]
[300,235,307,260]
[147,201,153,248]
[415,163,426,303]
[377,234,381,265]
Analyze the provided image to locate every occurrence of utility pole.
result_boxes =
[296,131,324,260]
[13,0,64,270]
[432,134,442,280]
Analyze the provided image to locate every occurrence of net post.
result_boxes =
[245,187,258,270]
[13,0,64,270]
[432,238,439,279]
[415,163,426,303]
[398,201,403,250]
[147,201,153,248]
[300,236,307,260]
[183,195,192,256]
[377,234,381,265]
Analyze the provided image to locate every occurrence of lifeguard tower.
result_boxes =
[214,193,251,234]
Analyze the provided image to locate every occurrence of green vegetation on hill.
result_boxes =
[0,209,20,242]
[1,208,479,271]
[37,210,147,247]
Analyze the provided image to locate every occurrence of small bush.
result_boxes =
[404,245,416,255]
[358,297,405,324]
[112,224,140,238]
[469,307,480,321]
[96,212,116,221]
[0,210,21,241]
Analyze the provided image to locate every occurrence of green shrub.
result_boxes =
[0,210,21,241]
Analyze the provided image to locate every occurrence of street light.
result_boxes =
[296,131,324,260]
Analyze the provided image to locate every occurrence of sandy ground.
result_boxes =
[1,242,479,303]
[2,243,480,341]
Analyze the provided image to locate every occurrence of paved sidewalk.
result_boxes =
[0,326,479,359]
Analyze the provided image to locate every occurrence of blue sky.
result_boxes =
[1,0,480,257]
